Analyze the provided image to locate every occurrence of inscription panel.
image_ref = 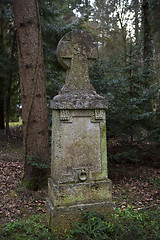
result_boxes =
[61,117,102,175]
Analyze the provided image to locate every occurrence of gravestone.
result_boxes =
[46,30,112,232]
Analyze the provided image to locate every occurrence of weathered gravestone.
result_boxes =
[46,30,112,231]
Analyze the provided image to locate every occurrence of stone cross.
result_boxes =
[57,30,98,91]
[47,30,112,233]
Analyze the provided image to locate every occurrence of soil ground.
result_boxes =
[0,128,159,228]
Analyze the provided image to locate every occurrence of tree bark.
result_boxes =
[142,0,153,112]
[0,8,6,130]
[142,0,152,64]
[5,31,16,136]
[0,98,5,130]
[12,0,49,190]
[133,0,139,45]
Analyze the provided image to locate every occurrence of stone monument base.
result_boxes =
[47,30,113,233]
[46,178,113,232]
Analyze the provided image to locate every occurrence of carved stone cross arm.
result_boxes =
[57,30,98,91]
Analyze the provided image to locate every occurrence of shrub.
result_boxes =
[1,208,159,240]
[2,214,56,240]
[66,207,160,240]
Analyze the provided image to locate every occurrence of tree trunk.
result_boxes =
[5,31,16,136]
[142,0,152,65]
[142,0,153,114]
[133,0,139,45]
[12,0,49,190]
[0,8,6,130]
[0,98,5,130]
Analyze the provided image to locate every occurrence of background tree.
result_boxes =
[87,0,159,163]
[12,0,49,190]
[0,0,18,132]
[1,0,159,168]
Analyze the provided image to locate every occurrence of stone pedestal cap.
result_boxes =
[51,30,107,109]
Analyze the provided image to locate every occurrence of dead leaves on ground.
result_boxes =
[112,166,160,210]
[0,137,47,225]
[0,136,159,225]
[0,159,47,222]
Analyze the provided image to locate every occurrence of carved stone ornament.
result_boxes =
[60,110,72,122]
[50,30,108,110]
[57,29,98,91]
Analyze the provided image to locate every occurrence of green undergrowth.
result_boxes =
[1,207,159,240]
[1,214,56,240]
[66,208,160,240]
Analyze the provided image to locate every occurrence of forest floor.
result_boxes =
[0,127,159,229]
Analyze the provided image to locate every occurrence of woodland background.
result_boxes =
[0,0,160,165]
[0,0,160,239]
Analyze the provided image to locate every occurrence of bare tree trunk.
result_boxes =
[0,98,5,130]
[0,8,6,131]
[142,0,152,65]
[5,31,16,137]
[13,0,49,190]
[117,12,127,66]
[133,0,139,45]
[142,0,153,113]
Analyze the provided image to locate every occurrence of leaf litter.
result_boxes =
[0,128,159,227]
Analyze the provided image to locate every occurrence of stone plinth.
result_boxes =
[47,30,112,232]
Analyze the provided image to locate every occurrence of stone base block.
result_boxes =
[48,178,112,207]
[47,178,113,232]
[46,198,113,233]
